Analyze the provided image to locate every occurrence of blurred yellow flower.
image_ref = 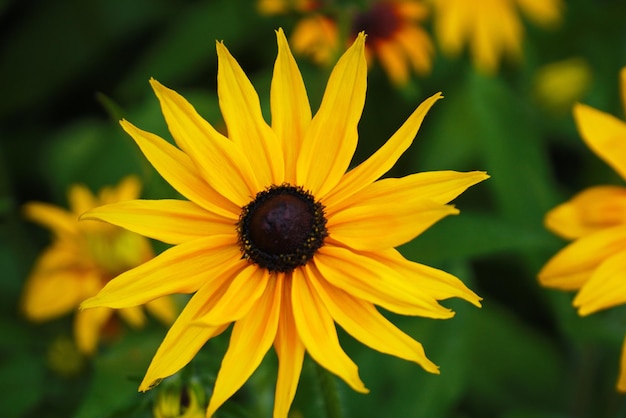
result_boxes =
[533,57,592,114]
[351,0,434,85]
[80,29,486,417]
[539,67,626,391]
[262,0,433,85]
[20,176,176,354]
[431,0,563,74]
[257,0,319,15]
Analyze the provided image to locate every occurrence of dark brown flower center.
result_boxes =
[352,3,401,42]
[237,184,327,273]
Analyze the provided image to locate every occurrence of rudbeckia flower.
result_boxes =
[20,176,176,354]
[539,67,626,391]
[431,0,563,74]
[351,0,434,85]
[80,29,487,417]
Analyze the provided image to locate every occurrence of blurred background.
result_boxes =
[1,0,626,417]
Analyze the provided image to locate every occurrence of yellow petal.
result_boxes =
[574,103,626,181]
[118,306,146,328]
[324,92,443,208]
[273,275,305,418]
[515,0,563,27]
[573,249,626,315]
[329,170,488,214]
[309,273,440,374]
[545,186,626,240]
[297,32,368,198]
[538,225,626,291]
[68,184,97,216]
[292,266,368,393]
[145,296,178,325]
[150,79,262,205]
[206,277,282,416]
[371,248,482,307]
[23,202,78,239]
[396,26,433,76]
[82,199,236,245]
[271,28,312,183]
[21,257,99,321]
[120,120,240,218]
[216,42,284,186]
[195,265,270,326]
[327,200,458,251]
[74,307,113,354]
[81,235,243,309]
[618,337,626,392]
[140,283,231,391]
[314,246,456,318]
[376,40,410,86]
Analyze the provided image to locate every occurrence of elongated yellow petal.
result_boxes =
[273,275,304,418]
[371,248,482,307]
[150,79,261,205]
[140,283,231,391]
[538,225,626,290]
[120,120,240,218]
[271,28,312,183]
[74,307,113,354]
[573,249,626,315]
[376,40,410,86]
[314,246,455,318]
[309,274,439,373]
[545,185,626,240]
[397,26,433,75]
[195,265,270,326]
[297,32,368,197]
[81,235,244,309]
[329,170,488,214]
[292,266,368,393]
[105,175,142,203]
[82,199,236,245]
[23,202,78,239]
[328,200,458,251]
[574,103,626,181]
[206,277,282,416]
[323,92,443,208]
[216,42,284,186]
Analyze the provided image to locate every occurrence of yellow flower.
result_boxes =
[81,29,487,417]
[532,57,592,115]
[289,0,433,85]
[431,0,563,74]
[21,176,177,354]
[351,0,434,85]
[539,67,626,391]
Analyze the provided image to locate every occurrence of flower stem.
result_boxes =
[315,363,343,418]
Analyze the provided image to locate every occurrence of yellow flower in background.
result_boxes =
[257,0,319,15]
[539,67,626,391]
[431,0,563,74]
[262,0,433,85]
[351,0,434,85]
[80,29,487,417]
[20,176,176,354]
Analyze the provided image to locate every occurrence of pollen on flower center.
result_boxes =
[237,184,328,273]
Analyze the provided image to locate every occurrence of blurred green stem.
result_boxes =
[315,363,343,418]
